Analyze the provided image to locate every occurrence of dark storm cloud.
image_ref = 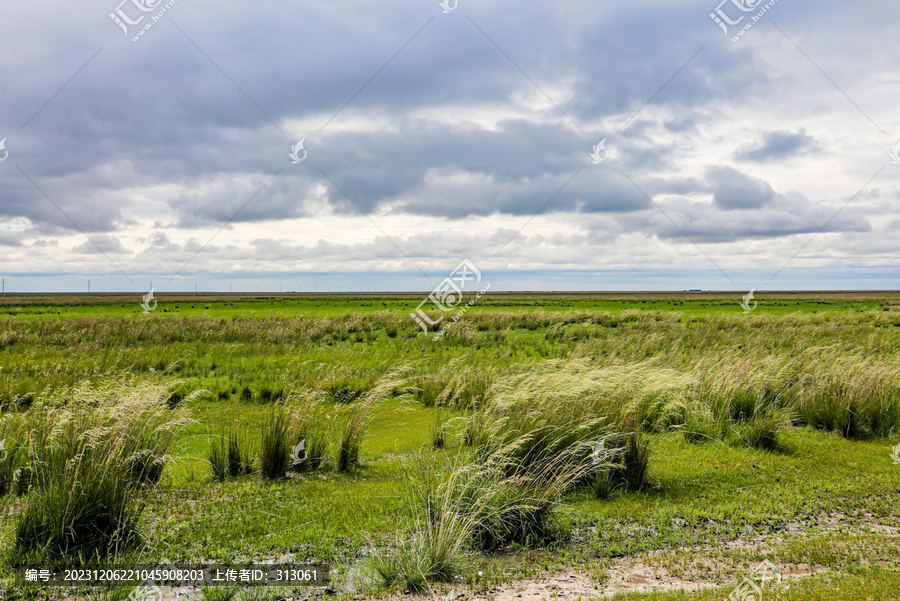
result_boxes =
[735,130,818,162]
[0,0,771,230]
[0,0,892,274]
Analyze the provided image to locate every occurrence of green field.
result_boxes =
[1,292,899,601]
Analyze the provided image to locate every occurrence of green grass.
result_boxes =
[1,293,900,598]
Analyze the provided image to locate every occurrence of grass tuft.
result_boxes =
[11,382,190,560]
[260,405,291,480]
[289,393,328,472]
[208,434,229,482]
[375,427,595,589]
[227,428,254,476]
[734,409,790,453]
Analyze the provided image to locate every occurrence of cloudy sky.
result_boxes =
[1,0,898,293]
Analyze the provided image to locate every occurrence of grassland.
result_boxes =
[0,292,899,600]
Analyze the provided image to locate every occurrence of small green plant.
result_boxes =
[592,465,614,500]
[235,585,290,601]
[431,410,448,450]
[617,429,650,492]
[734,409,789,453]
[208,435,229,482]
[85,586,142,601]
[200,586,240,601]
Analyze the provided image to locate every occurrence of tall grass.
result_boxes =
[792,354,900,438]
[208,427,253,481]
[228,428,254,475]
[476,354,900,452]
[615,430,650,492]
[260,406,291,480]
[414,359,495,409]
[336,367,409,472]
[289,393,328,472]
[337,399,371,473]
[374,429,598,590]
[732,409,790,453]
[5,308,900,442]
[10,382,191,560]
[690,352,900,440]
[431,409,449,450]
[462,361,667,492]
[0,414,26,496]
[479,359,692,437]
[208,435,229,482]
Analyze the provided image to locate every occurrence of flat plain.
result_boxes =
[1,292,899,601]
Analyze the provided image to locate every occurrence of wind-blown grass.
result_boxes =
[414,358,495,409]
[374,427,601,590]
[10,381,191,561]
[337,367,409,472]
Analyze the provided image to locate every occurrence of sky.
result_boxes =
[1,0,899,293]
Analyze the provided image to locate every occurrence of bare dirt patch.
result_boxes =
[471,563,713,600]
